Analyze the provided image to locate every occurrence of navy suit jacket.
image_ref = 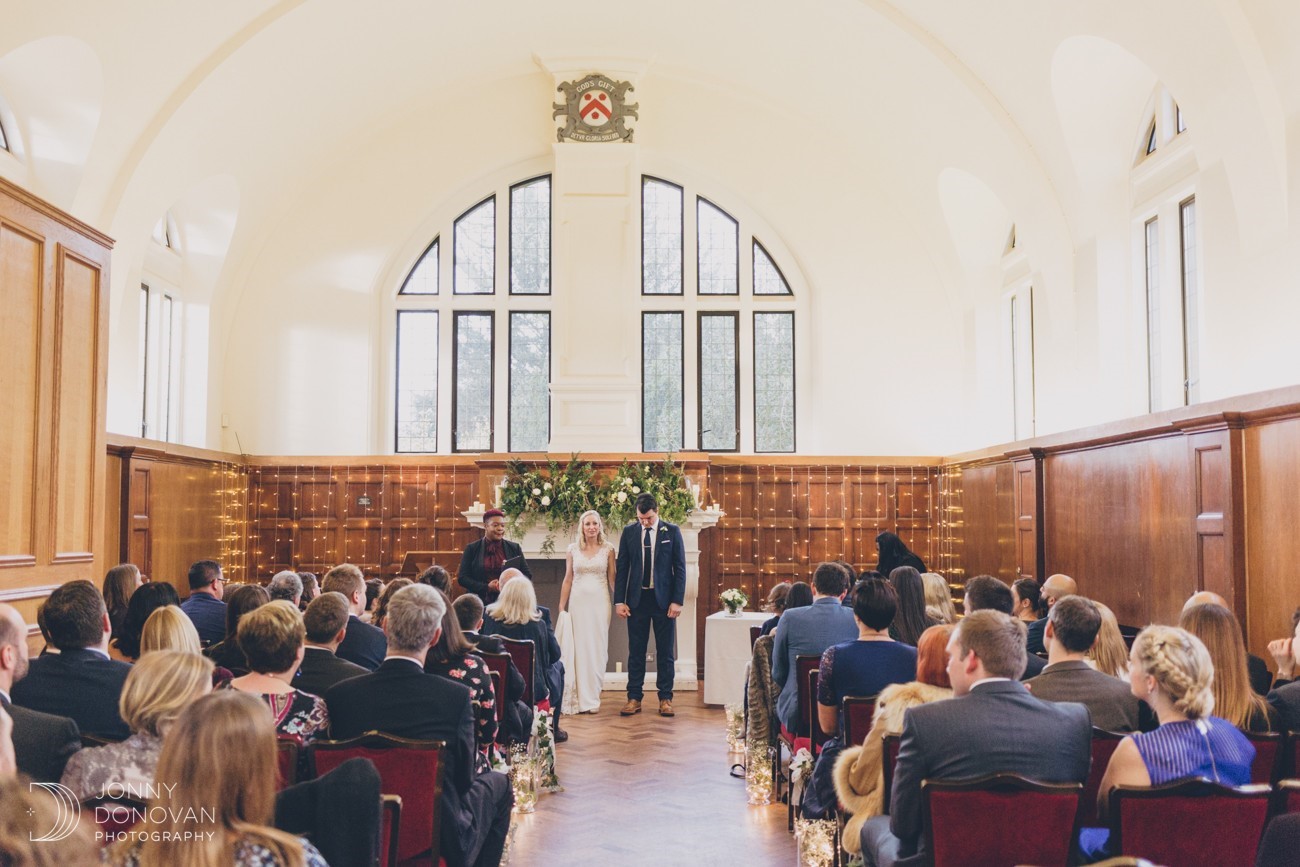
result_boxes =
[180,592,228,646]
[336,615,387,671]
[613,520,686,610]
[1,696,80,783]
[1268,680,1300,730]
[11,648,132,740]
[771,597,858,731]
[325,658,481,863]
[885,680,1091,865]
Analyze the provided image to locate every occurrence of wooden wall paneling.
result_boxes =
[103,449,123,565]
[128,465,151,581]
[946,461,1018,583]
[1243,418,1300,658]
[0,222,41,570]
[1009,451,1043,580]
[1181,423,1246,616]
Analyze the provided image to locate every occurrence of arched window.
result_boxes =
[0,117,8,152]
[394,175,553,453]
[1133,86,1199,411]
[640,176,797,453]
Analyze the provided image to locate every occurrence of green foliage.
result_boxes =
[597,456,696,529]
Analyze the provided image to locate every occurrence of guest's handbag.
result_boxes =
[799,737,844,820]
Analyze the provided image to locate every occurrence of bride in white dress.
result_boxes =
[558,510,614,714]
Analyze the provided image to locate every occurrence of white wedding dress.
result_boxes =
[561,542,613,714]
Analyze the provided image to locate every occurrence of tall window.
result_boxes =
[395,176,553,452]
[1145,217,1162,412]
[1180,197,1199,405]
[1009,287,1036,440]
[640,176,799,452]
[139,283,178,441]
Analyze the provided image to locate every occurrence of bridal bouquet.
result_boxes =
[720,587,748,615]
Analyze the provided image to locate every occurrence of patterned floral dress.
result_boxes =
[426,652,499,772]
[113,835,329,866]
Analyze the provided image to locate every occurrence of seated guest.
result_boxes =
[834,624,954,856]
[179,559,228,646]
[1025,595,1145,732]
[1268,664,1300,732]
[106,690,328,867]
[12,580,132,740]
[773,563,856,735]
[268,570,304,607]
[102,563,142,641]
[205,583,271,676]
[363,578,384,622]
[1266,606,1300,688]
[784,581,814,614]
[1086,625,1255,860]
[495,567,567,740]
[1090,601,1131,678]
[322,563,387,670]
[963,575,1045,678]
[0,603,80,783]
[1011,577,1043,628]
[112,581,181,661]
[1184,591,1273,695]
[455,594,532,744]
[427,590,499,771]
[297,572,320,609]
[140,604,202,654]
[1180,602,1278,732]
[887,567,938,647]
[1026,573,1077,655]
[372,578,413,630]
[921,572,956,624]
[326,584,513,867]
[816,578,918,739]
[294,592,368,698]
[227,601,328,748]
[60,650,212,800]
[0,774,99,862]
[859,611,1091,867]
[481,576,562,711]
[758,582,792,637]
[418,563,454,595]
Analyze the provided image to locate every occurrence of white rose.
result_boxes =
[631,486,641,494]
[616,491,627,503]
[622,478,632,487]
[543,482,552,490]
[532,488,542,496]
[541,496,551,506]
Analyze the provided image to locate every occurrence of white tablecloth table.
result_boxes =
[703,610,769,706]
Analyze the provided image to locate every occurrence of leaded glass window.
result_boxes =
[510,178,550,295]
[754,312,795,452]
[697,198,738,295]
[643,178,683,295]
[1145,217,1162,412]
[754,240,792,295]
[1180,197,1199,405]
[400,239,438,295]
[453,312,493,451]
[396,311,438,452]
[699,313,738,451]
[454,197,494,295]
[642,312,683,452]
[509,312,550,451]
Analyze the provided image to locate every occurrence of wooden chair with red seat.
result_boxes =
[841,695,877,748]
[1108,779,1272,865]
[276,736,300,790]
[881,733,902,813]
[309,733,447,867]
[499,637,536,709]
[1247,731,1285,785]
[750,625,761,649]
[1078,728,1126,828]
[806,668,833,754]
[1273,778,1300,815]
[782,654,821,831]
[923,774,1082,867]
[82,795,147,841]
[381,795,402,867]
[1289,729,1300,779]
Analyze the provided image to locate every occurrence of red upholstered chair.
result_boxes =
[782,654,821,831]
[1274,779,1300,815]
[381,794,402,867]
[499,637,536,708]
[749,625,761,649]
[923,774,1081,867]
[476,651,511,726]
[841,695,877,747]
[83,795,147,841]
[1108,779,1272,865]
[881,733,902,813]
[309,733,446,867]
[1247,731,1285,785]
[1078,728,1126,827]
[276,736,300,790]
[1289,730,1300,780]
[807,668,833,753]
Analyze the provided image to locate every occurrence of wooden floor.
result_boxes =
[507,689,793,866]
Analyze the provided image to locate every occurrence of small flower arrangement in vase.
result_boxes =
[720,588,748,617]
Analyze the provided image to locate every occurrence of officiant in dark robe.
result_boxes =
[458,509,531,605]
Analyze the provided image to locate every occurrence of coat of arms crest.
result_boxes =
[553,73,638,143]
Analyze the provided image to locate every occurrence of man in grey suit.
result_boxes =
[861,610,1092,867]
[772,563,855,734]
[1026,595,1147,733]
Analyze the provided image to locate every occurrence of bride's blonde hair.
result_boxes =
[573,509,608,548]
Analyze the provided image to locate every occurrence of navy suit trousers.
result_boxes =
[627,592,675,701]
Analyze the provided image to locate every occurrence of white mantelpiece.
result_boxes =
[462,506,724,692]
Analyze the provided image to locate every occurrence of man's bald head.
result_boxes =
[1183,590,1229,614]
[0,603,30,689]
[1041,574,1077,608]
[499,568,525,589]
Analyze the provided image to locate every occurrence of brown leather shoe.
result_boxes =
[658,699,675,717]
[620,699,642,716]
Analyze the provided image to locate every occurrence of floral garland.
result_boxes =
[499,455,695,539]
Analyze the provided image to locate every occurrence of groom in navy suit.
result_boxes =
[614,493,687,717]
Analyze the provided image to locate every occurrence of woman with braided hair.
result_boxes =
[1081,624,1255,859]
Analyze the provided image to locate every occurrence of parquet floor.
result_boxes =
[507,689,792,866]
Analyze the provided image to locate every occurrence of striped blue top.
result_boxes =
[1132,717,1255,786]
